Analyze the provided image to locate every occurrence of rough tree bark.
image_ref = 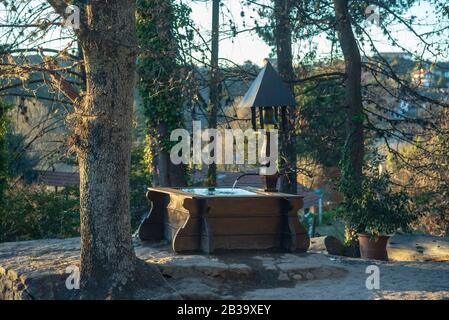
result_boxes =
[77,1,138,298]
[333,0,364,189]
[47,0,139,298]
[274,0,297,195]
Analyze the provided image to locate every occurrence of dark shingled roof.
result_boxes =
[238,59,296,109]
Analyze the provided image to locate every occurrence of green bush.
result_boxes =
[336,163,418,239]
[0,145,151,242]
[0,185,80,242]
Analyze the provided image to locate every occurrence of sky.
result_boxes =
[187,0,447,66]
[0,0,446,66]
[188,0,272,65]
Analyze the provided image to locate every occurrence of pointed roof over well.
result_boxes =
[239,59,296,109]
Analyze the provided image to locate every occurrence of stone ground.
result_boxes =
[388,234,449,262]
[1,236,449,300]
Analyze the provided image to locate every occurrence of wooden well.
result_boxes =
[138,187,310,254]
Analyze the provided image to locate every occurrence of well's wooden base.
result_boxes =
[138,187,310,254]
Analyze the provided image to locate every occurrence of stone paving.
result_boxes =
[1,237,448,300]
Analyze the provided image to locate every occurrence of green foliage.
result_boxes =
[296,78,346,167]
[321,210,339,226]
[129,146,152,230]
[0,99,10,202]
[0,145,150,242]
[336,155,418,238]
[0,100,81,243]
[389,127,449,236]
[136,0,188,151]
[0,186,80,243]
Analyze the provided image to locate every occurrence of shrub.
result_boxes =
[336,164,419,239]
[0,146,151,242]
[0,185,80,242]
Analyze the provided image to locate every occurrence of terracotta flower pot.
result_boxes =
[358,233,390,261]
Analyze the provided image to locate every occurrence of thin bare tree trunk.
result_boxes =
[274,0,297,195]
[207,0,220,187]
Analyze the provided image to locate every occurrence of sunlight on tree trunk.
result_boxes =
[46,0,139,298]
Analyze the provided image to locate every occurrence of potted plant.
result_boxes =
[337,165,418,260]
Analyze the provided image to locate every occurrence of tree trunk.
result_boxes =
[274,0,297,195]
[137,0,187,188]
[149,124,186,187]
[151,146,187,187]
[207,0,220,187]
[333,0,364,190]
[75,0,138,298]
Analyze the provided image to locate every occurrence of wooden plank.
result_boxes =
[207,198,284,216]
[213,235,281,250]
[173,235,200,252]
[138,222,164,240]
[198,199,214,254]
[294,223,308,235]
[167,221,308,241]
[138,191,169,241]
[174,233,310,252]
[296,233,310,252]
[165,219,201,237]
[208,217,281,235]
[166,208,190,230]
